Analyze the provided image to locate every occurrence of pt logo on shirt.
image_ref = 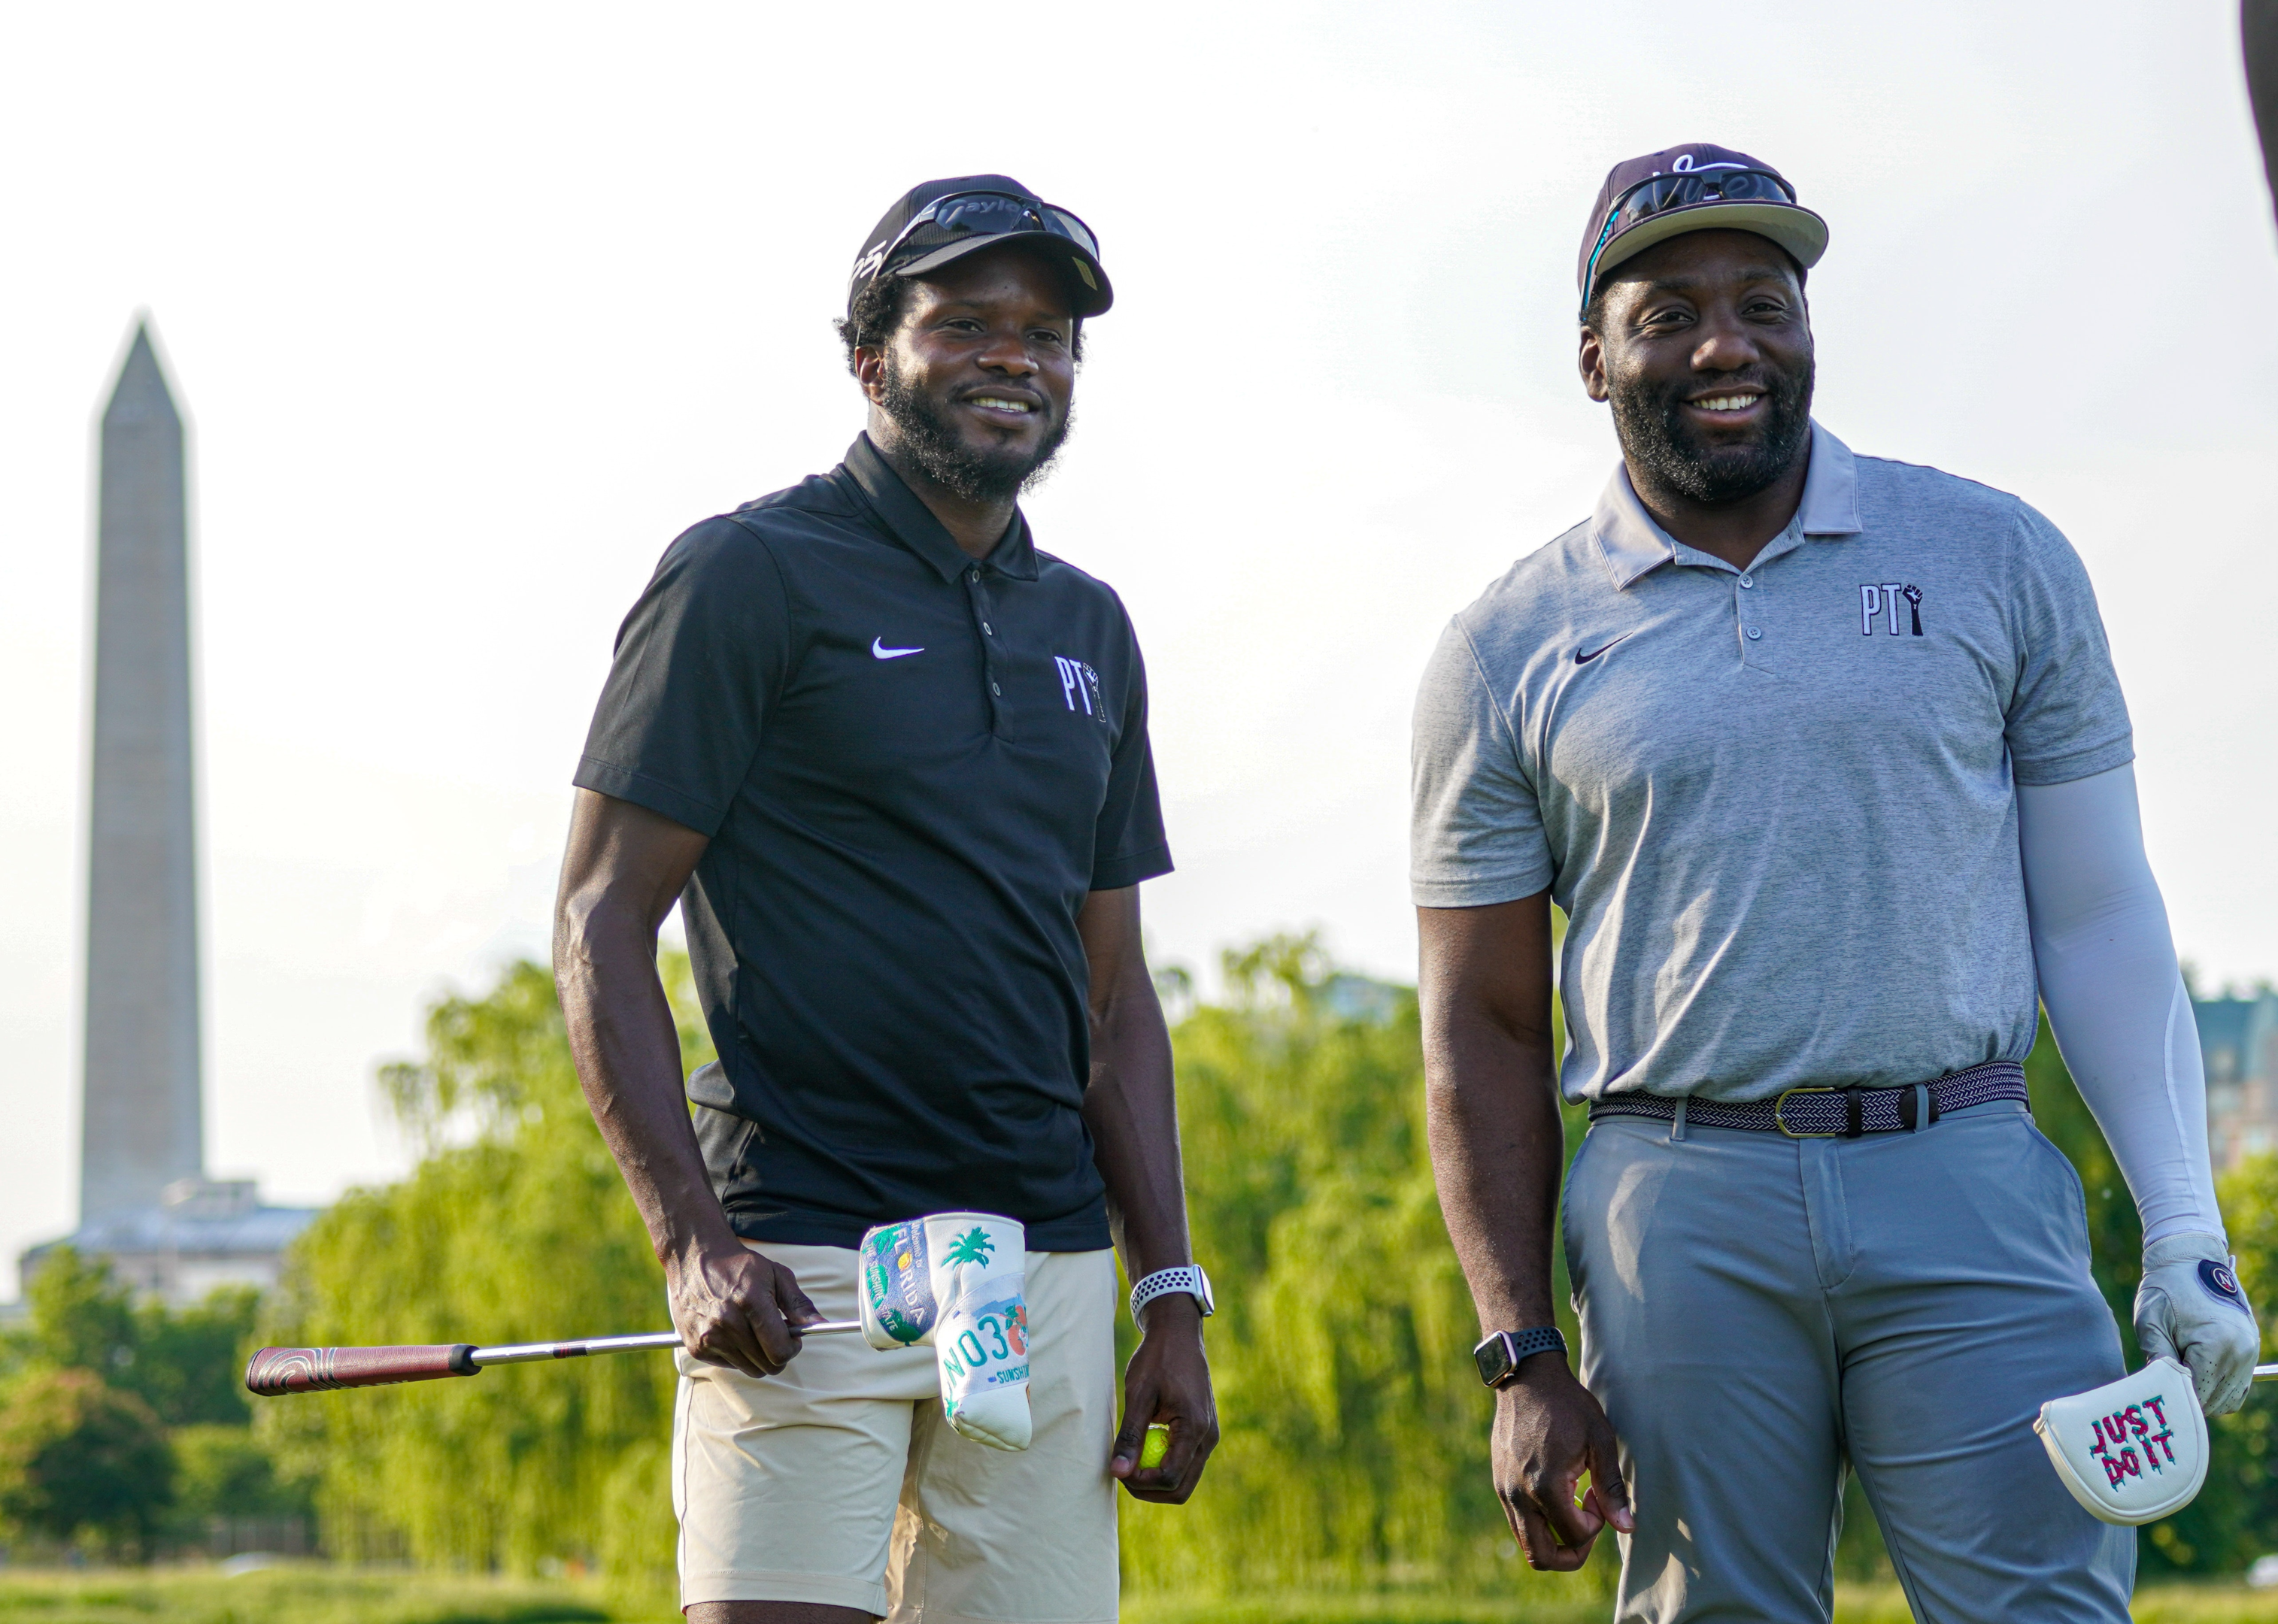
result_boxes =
[1054,656,1107,723]
[1859,583,1925,637]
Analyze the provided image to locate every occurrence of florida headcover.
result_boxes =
[859,1211,1033,1451]
[2034,1357,2207,1525]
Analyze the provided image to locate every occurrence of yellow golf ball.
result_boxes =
[1140,1424,1170,1469]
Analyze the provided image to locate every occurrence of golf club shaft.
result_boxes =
[246,1320,862,1395]
[472,1323,859,1364]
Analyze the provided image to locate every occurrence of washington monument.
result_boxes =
[81,323,202,1221]
[16,319,314,1304]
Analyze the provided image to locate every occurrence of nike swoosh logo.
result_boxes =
[1574,634,1633,665]
[872,638,924,660]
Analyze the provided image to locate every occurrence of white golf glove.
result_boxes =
[2134,1232,2260,1418]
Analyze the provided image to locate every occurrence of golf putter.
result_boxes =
[245,1320,859,1395]
[250,1210,1038,1445]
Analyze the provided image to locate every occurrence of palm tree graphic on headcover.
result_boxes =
[943,1228,996,1268]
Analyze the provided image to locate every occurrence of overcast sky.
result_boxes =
[4,1,2274,1293]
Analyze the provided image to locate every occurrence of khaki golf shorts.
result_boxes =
[673,1243,1118,1622]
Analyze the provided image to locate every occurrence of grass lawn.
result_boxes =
[5,1568,2278,1622]
[0,1565,657,1624]
[1123,1592,2278,1624]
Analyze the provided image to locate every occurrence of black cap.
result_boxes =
[848,174,1112,318]
[1577,144,1827,305]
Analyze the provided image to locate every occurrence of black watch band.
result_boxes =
[1473,1326,1568,1389]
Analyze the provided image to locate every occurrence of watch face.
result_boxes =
[1474,1335,1512,1389]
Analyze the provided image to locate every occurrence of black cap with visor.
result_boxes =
[849,174,1112,318]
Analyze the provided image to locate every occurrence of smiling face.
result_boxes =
[858,244,1079,504]
[1580,229,1815,507]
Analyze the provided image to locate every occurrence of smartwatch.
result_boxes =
[1129,1265,1215,1324]
[1473,1326,1568,1389]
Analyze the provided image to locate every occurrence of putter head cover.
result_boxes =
[859,1220,939,1350]
[858,1211,1032,1452]
[2034,1357,2207,1525]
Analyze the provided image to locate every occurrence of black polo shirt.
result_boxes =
[574,435,1171,1250]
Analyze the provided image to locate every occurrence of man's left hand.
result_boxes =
[2134,1232,2261,1416]
[1110,1294,1218,1502]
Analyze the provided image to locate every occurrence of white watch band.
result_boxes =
[1129,1265,1213,1323]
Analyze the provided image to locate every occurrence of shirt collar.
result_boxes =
[839,433,1040,583]
[1589,420,1863,590]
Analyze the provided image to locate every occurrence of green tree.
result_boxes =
[266,935,2276,1595]
[22,1247,137,1376]
[260,954,712,1583]
[2170,1149,2278,1574]
[17,1247,260,1428]
[135,1288,263,1427]
[0,1367,175,1556]
[2025,1011,2278,1577]
[5,1241,304,1557]
[169,1422,314,1526]
[1120,932,1612,1601]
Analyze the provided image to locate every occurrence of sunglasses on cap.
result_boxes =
[1582,166,1798,298]
[858,191,1101,283]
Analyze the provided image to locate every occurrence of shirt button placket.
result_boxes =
[970,567,1004,729]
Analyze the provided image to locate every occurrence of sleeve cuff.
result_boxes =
[572,756,724,838]
[1091,843,1174,892]
[1410,866,1553,909]
[2012,739,2135,788]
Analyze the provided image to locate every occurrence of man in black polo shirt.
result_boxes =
[554,177,1216,1624]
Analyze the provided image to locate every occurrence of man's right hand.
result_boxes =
[1493,1353,1632,1571]
[666,1238,823,1379]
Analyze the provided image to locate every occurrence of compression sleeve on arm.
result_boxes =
[2018,763,2221,1246]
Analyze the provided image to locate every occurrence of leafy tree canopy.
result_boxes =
[0,1367,174,1553]
[259,955,712,1583]
[257,938,2278,1589]
[13,1247,259,1429]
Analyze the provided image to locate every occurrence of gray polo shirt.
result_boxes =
[1411,425,2134,1102]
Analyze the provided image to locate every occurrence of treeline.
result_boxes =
[0,1251,310,1557]
[17,941,2278,1584]
[255,958,701,1580]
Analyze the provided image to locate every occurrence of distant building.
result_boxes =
[15,323,316,1310]
[20,1178,314,1303]
[2201,990,2278,1171]
[1321,972,1407,1026]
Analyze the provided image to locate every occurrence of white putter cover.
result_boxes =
[858,1210,1033,1452]
[2034,1357,2207,1525]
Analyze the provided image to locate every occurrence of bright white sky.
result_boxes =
[4,1,2274,1294]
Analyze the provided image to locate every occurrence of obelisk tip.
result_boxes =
[102,317,180,430]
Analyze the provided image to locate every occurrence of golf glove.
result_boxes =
[2134,1232,2259,1417]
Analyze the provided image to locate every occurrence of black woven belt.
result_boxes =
[1587,1060,2029,1139]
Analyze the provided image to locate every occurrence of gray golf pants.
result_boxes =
[1564,1098,2134,1623]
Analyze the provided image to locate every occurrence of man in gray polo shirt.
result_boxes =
[1412,144,2259,1622]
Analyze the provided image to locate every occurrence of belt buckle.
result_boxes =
[1773,1086,1846,1139]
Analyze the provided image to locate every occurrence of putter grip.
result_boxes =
[245,1344,480,1396]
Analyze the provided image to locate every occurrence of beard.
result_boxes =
[875,356,1073,504]
[1609,350,1815,506]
